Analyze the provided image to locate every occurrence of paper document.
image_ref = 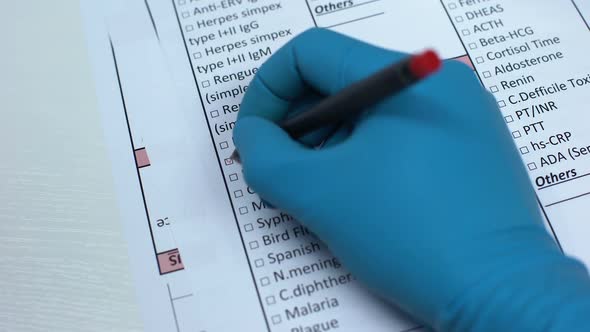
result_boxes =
[82,0,590,331]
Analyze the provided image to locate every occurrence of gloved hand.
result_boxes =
[233,28,590,331]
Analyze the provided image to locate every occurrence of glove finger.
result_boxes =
[233,116,316,206]
[287,92,339,147]
[317,122,354,148]
[350,60,483,140]
[238,27,408,123]
[299,124,340,147]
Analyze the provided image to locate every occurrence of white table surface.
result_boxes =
[0,1,143,330]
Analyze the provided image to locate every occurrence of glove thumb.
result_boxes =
[233,116,315,207]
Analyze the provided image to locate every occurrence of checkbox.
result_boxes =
[520,146,530,155]
[210,110,219,118]
[527,163,538,171]
[193,52,202,59]
[271,315,282,325]
[462,29,471,36]
[483,71,492,78]
[185,25,194,32]
[234,190,244,198]
[476,57,484,64]
[490,85,499,93]
[260,277,270,286]
[512,130,522,139]
[469,43,478,50]
[249,241,259,250]
[498,100,506,108]
[225,158,234,166]
[229,173,239,182]
[449,3,457,9]
[255,259,265,267]
[455,16,464,23]
[266,296,276,305]
[244,223,254,232]
[504,115,514,123]
[219,141,229,149]
[202,80,210,88]
[181,11,190,18]
[239,206,249,215]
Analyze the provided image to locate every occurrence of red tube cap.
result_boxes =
[409,50,442,79]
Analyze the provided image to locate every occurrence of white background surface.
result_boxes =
[0,1,142,331]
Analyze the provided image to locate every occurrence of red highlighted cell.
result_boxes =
[157,248,184,275]
[454,55,475,70]
[135,148,151,168]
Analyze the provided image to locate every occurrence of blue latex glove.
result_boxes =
[233,28,590,331]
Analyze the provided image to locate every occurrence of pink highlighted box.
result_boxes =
[135,148,151,168]
[454,55,475,70]
[157,248,184,275]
